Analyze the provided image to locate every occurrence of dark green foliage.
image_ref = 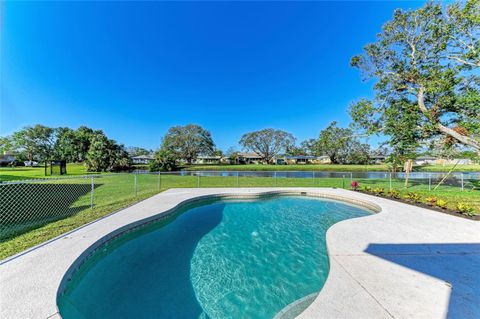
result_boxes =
[11,125,55,162]
[162,124,215,164]
[315,121,370,164]
[85,133,131,172]
[149,149,178,172]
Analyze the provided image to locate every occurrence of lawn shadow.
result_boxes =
[0,182,102,241]
[365,243,480,319]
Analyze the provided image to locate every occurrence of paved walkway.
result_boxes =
[1,188,479,319]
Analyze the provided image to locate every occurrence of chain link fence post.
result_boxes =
[429,174,432,191]
[90,176,94,209]
[389,172,392,190]
[461,173,464,191]
[274,171,277,187]
[158,172,161,191]
[134,174,137,196]
[342,175,345,189]
[236,171,239,188]
[313,171,315,187]
[197,173,200,188]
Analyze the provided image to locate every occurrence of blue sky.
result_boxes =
[1,1,424,151]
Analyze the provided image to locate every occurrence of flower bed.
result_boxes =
[350,181,480,221]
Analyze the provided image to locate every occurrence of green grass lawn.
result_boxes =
[184,163,480,172]
[1,165,478,260]
[0,163,96,182]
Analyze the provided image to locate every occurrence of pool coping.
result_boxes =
[55,190,381,298]
[1,188,479,319]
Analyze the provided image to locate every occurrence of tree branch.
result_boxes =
[417,86,480,150]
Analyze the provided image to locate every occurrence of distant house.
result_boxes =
[195,156,222,164]
[436,158,474,165]
[414,156,437,165]
[314,155,331,164]
[274,155,331,165]
[237,152,264,164]
[220,157,231,164]
[285,155,316,165]
[0,153,16,166]
[370,154,387,164]
[131,154,154,165]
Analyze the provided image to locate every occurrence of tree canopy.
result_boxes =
[315,121,370,164]
[149,148,178,172]
[350,0,480,154]
[11,125,55,162]
[239,128,295,163]
[3,124,131,171]
[161,124,215,164]
[85,132,131,172]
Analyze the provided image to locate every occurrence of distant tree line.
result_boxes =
[145,122,372,171]
[0,125,131,172]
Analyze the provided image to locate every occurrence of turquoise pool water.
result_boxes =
[58,196,370,319]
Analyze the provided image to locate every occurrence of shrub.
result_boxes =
[425,196,438,206]
[436,199,448,209]
[351,180,359,191]
[403,191,422,203]
[387,189,400,199]
[362,186,372,192]
[149,149,178,172]
[373,187,385,195]
[456,203,477,216]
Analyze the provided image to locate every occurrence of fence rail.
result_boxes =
[1,170,478,241]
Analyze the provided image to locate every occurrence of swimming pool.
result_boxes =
[58,195,371,319]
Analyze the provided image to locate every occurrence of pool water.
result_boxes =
[58,196,370,319]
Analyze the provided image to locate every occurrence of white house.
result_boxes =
[236,152,264,164]
[414,156,438,165]
[194,156,222,164]
[436,158,474,165]
[131,155,154,165]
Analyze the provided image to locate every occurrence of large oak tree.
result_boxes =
[350,0,480,153]
[161,124,215,164]
[239,128,295,163]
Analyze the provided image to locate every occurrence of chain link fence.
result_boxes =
[1,171,478,241]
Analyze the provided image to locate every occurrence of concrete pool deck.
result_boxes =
[0,188,479,319]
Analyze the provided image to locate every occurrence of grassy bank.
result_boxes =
[0,163,94,182]
[1,170,478,260]
[183,164,480,172]
[1,162,478,183]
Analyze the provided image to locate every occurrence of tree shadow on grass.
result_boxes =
[365,243,480,319]
[0,182,103,241]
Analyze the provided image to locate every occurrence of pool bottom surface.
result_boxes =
[58,196,370,319]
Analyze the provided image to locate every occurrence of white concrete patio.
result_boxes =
[0,188,479,319]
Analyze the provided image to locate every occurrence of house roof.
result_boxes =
[286,155,316,160]
[238,152,263,158]
[197,156,222,159]
[131,155,154,160]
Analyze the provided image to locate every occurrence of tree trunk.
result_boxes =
[417,87,480,151]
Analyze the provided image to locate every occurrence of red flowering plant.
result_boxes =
[351,180,359,191]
